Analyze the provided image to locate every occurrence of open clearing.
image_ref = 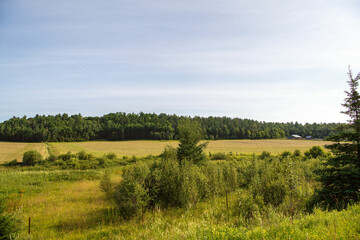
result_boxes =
[49,139,331,157]
[0,139,331,163]
[0,142,48,163]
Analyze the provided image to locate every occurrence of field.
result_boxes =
[0,142,49,164]
[49,139,331,157]
[1,139,360,239]
[0,139,330,164]
[2,167,360,239]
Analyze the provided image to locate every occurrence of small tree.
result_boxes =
[0,198,20,240]
[315,68,360,208]
[176,118,208,165]
[22,150,42,166]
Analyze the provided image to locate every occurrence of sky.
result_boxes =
[1,0,360,124]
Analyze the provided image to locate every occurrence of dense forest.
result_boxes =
[0,112,340,142]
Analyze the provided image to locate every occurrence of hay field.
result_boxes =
[50,139,331,157]
[0,142,49,163]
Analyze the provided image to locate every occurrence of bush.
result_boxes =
[0,198,21,240]
[100,171,113,198]
[22,150,42,166]
[304,146,325,159]
[259,151,271,160]
[113,162,150,219]
[211,152,229,160]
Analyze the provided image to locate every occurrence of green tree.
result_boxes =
[0,198,20,240]
[176,118,208,165]
[22,150,42,166]
[315,68,360,208]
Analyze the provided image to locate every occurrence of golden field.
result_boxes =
[49,139,331,157]
[0,139,332,163]
[0,142,49,163]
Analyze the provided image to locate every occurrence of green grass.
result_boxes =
[6,177,359,240]
[49,139,331,157]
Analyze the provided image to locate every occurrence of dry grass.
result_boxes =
[50,139,331,157]
[0,142,49,163]
[19,179,112,239]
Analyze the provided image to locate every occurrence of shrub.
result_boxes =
[0,198,21,240]
[293,149,301,157]
[22,150,42,166]
[304,146,325,159]
[211,152,228,160]
[113,162,150,219]
[3,159,19,167]
[262,180,287,207]
[233,193,264,226]
[280,151,292,160]
[259,151,271,160]
[100,171,113,198]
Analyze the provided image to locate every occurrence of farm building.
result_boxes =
[305,136,313,140]
[289,134,302,139]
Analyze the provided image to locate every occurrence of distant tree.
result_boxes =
[177,118,208,165]
[22,150,42,166]
[315,68,360,208]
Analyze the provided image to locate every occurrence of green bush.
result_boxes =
[0,198,21,240]
[211,152,229,160]
[304,146,325,159]
[259,151,271,160]
[113,162,150,219]
[22,150,42,166]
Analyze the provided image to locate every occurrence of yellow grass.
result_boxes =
[50,139,331,157]
[19,180,112,239]
[0,142,49,163]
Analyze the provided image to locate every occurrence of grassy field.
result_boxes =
[50,139,331,157]
[0,142,49,164]
[4,172,359,239]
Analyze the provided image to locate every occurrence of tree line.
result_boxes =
[0,112,340,142]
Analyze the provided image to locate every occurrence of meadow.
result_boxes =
[0,142,48,164]
[2,139,354,240]
[49,139,330,158]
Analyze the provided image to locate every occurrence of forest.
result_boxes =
[0,112,340,142]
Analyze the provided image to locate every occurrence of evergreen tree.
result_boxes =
[315,68,360,208]
[176,118,208,165]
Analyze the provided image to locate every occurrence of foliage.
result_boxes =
[304,146,326,159]
[177,118,208,165]
[113,162,150,219]
[0,198,21,240]
[22,150,42,166]
[0,112,339,142]
[100,171,113,198]
[315,69,360,208]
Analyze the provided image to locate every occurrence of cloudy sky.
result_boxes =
[1,0,360,123]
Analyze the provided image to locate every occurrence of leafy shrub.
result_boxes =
[22,150,42,166]
[3,159,19,167]
[280,151,292,160]
[211,152,229,160]
[304,146,325,159]
[233,193,264,226]
[100,171,113,198]
[259,151,271,159]
[262,180,287,207]
[113,162,150,219]
[293,149,301,157]
[0,198,21,240]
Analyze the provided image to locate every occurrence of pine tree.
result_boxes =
[176,118,208,165]
[315,68,360,208]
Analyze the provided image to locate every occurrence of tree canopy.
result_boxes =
[315,68,360,208]
[0,113,339,142]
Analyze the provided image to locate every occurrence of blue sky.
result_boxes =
[1,0,360,123]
